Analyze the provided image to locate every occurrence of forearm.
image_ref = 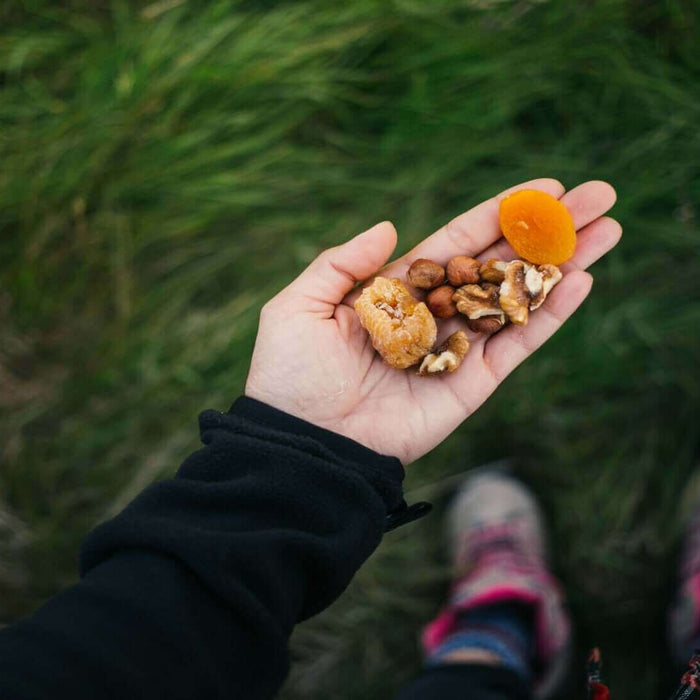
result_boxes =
[0,398,405,700]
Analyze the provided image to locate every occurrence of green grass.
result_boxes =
[1,0,700,696]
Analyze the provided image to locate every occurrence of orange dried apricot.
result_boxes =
[498,190,576,265]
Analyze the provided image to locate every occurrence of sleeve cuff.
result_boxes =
[229,396,402,474]
[224,397,430,530]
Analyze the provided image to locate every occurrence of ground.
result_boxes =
[1,1,699,696]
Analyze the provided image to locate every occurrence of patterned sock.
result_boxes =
[426,602,534,684]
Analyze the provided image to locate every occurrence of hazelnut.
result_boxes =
[418,331,470,375]
[446,256,480,286]
[479,259,509,284]
[426,285,458,318]
[466,316,505,335]
[407,259,446,290]
[452,283,505,322]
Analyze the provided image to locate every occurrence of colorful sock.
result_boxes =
[426,602,534,684]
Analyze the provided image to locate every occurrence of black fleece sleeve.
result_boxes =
[0,398,406,700]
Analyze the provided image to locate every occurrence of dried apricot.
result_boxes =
[354,277,437,369]
[498,190,576,265]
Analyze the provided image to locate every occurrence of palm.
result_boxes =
[324,307,473,463]
[246,306,438,463]
[246,179,621,465]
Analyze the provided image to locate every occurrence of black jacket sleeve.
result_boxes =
[0,397,407,699]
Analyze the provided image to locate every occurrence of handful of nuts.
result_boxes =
[354,255,562,375]
[354,189,574,375]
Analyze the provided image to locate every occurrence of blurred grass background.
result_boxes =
[1,0,699,696]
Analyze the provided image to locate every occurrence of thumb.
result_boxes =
[285,221,398,309]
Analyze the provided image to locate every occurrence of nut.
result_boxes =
[446,256,480,286]
[498,261,563,324]
[529,264,563,310]
[466,316,505,335]
[479,259,509,284]
[407,259,446,290]
[418,331,470,376]
[452,283,505,322]
[499,261,531,325]
[426,285,458,318]
[354,277,437,369]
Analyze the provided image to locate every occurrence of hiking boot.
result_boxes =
[422,467,571,699]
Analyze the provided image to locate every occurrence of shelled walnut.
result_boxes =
[418,332,470,376]
[452,283,505,323]
[499,261,563,325]
[529,264,562,310]
[354,277,437,369]
[499,262,531,325]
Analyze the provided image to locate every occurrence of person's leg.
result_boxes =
[395,601,532,700]
[394,468,571,700]
[394,663,529,700]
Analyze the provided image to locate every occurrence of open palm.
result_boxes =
[245,179,621,465]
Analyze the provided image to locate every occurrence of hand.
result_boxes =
[245,179,621,465]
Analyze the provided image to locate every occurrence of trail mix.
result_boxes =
[354,257,562,373]
[354,189,576,375]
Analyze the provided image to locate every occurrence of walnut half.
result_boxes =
[499,261,563,325]
[529,264,563,310]
[452,283,506,323]
[418,331,470,376]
